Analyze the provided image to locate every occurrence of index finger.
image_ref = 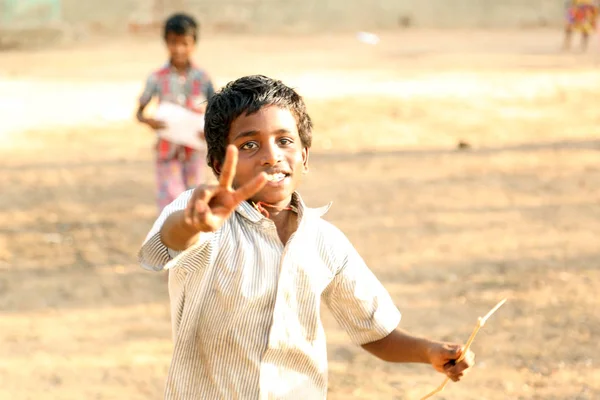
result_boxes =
[219,145,238,190]
[232,172,268,205]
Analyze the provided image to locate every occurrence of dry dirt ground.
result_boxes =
[1,29,599,400]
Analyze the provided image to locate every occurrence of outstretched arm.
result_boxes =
[362,329,474,382]
[322,238,474,382]
[161,145,267,250]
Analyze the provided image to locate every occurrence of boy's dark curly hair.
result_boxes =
[164,13,198,41]
[204,75,313,175]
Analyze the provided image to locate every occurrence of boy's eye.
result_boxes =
[240,142,258,150]
[279,138,293,145]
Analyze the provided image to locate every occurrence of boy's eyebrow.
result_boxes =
[232,130,259,141]
[232,129,294,141]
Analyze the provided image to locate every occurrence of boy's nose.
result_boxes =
[260,143,282,166]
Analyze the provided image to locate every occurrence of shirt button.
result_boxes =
[178,95,186,105]
[179,76,186,84]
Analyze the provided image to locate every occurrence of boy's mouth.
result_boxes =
[265,172,289,183]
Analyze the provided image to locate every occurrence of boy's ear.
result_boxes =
[212,159,222,176]
[302,147,309,173]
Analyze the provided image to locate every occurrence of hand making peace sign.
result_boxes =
[184,145,268,232]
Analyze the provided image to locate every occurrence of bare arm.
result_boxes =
[160,210,204,251]
[137,74,154,124]
[136,101,148,123]
[160,145,267,251]
[136,74,165,129]
[136,100,166,129]
[362,328,475,382]
[361,328,432,363]
[322,229,475,381]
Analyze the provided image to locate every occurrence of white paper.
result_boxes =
[356,31,380,45]
[154,101,206,151]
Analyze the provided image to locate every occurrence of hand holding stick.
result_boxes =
[420,298,507,400]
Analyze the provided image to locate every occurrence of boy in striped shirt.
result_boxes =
[139,75,474,399]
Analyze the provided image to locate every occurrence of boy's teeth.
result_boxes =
[267,173,285,182]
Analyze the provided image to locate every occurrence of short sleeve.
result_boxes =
[138,189,206,271]
[323,240,401,345]
[139,73,158,105]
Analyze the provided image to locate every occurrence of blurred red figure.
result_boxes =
[136,13,216,212]
[563,0,600,51]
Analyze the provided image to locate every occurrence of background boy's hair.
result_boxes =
[204,75,313,175]
[164,13,199,41]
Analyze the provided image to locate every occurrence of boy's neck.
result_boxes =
[269,209,298,245]
[170,60,191,73]
[251,197,299,244]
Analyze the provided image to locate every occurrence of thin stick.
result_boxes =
[419,298,507,400]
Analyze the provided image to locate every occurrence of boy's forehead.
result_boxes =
[165,32,195,41]
[234,106,296,128]
[228,106,298,140]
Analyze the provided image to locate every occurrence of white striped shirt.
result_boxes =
[138,191,401,400]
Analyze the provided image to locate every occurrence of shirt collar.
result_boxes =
[235,192,331,223]
[165,60,195,73]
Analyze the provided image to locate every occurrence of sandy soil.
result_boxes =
[1,29,599,400]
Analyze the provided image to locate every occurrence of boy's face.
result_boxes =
[165,32,195,67]
[226,105,308,207]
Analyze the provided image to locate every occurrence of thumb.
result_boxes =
[444,344,463,360]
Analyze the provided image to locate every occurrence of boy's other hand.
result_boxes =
[428,342,475,382]
[184,145,267,232]
[146,118,167,130]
